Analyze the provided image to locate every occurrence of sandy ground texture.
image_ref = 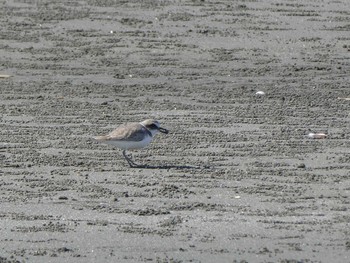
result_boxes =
[1,0,350,262]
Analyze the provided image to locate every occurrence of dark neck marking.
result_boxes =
[140,124,153,137]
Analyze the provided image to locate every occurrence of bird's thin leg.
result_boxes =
[122,150,137,167]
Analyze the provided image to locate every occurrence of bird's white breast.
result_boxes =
[105,134,153,150]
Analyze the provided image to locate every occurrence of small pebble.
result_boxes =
[297,163,306,169]
[255,91,265,95]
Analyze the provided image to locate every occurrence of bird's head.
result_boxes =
[141,119,169,136]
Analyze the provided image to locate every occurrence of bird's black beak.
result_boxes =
[159,127,169,134]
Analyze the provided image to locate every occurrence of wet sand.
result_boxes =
[1,0,350,262]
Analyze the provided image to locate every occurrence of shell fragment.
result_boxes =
[307,133,327,139]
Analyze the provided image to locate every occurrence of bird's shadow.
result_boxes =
[129,163,209,170]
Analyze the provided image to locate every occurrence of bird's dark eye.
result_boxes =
[147,124,158,129]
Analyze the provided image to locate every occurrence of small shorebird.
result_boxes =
[93,119,169,167]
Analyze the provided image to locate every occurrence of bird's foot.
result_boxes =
[122,150,139,167]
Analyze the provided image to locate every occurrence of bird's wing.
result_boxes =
[105,123,147,142]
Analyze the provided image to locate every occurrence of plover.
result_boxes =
[93,119,169,167]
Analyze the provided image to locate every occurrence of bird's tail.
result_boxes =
[93,136,108,142]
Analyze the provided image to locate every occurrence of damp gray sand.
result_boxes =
[0,0,349,262]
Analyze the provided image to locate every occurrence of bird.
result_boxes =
[93,119,169,167]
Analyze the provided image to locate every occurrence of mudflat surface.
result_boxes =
[1,0,350,262]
